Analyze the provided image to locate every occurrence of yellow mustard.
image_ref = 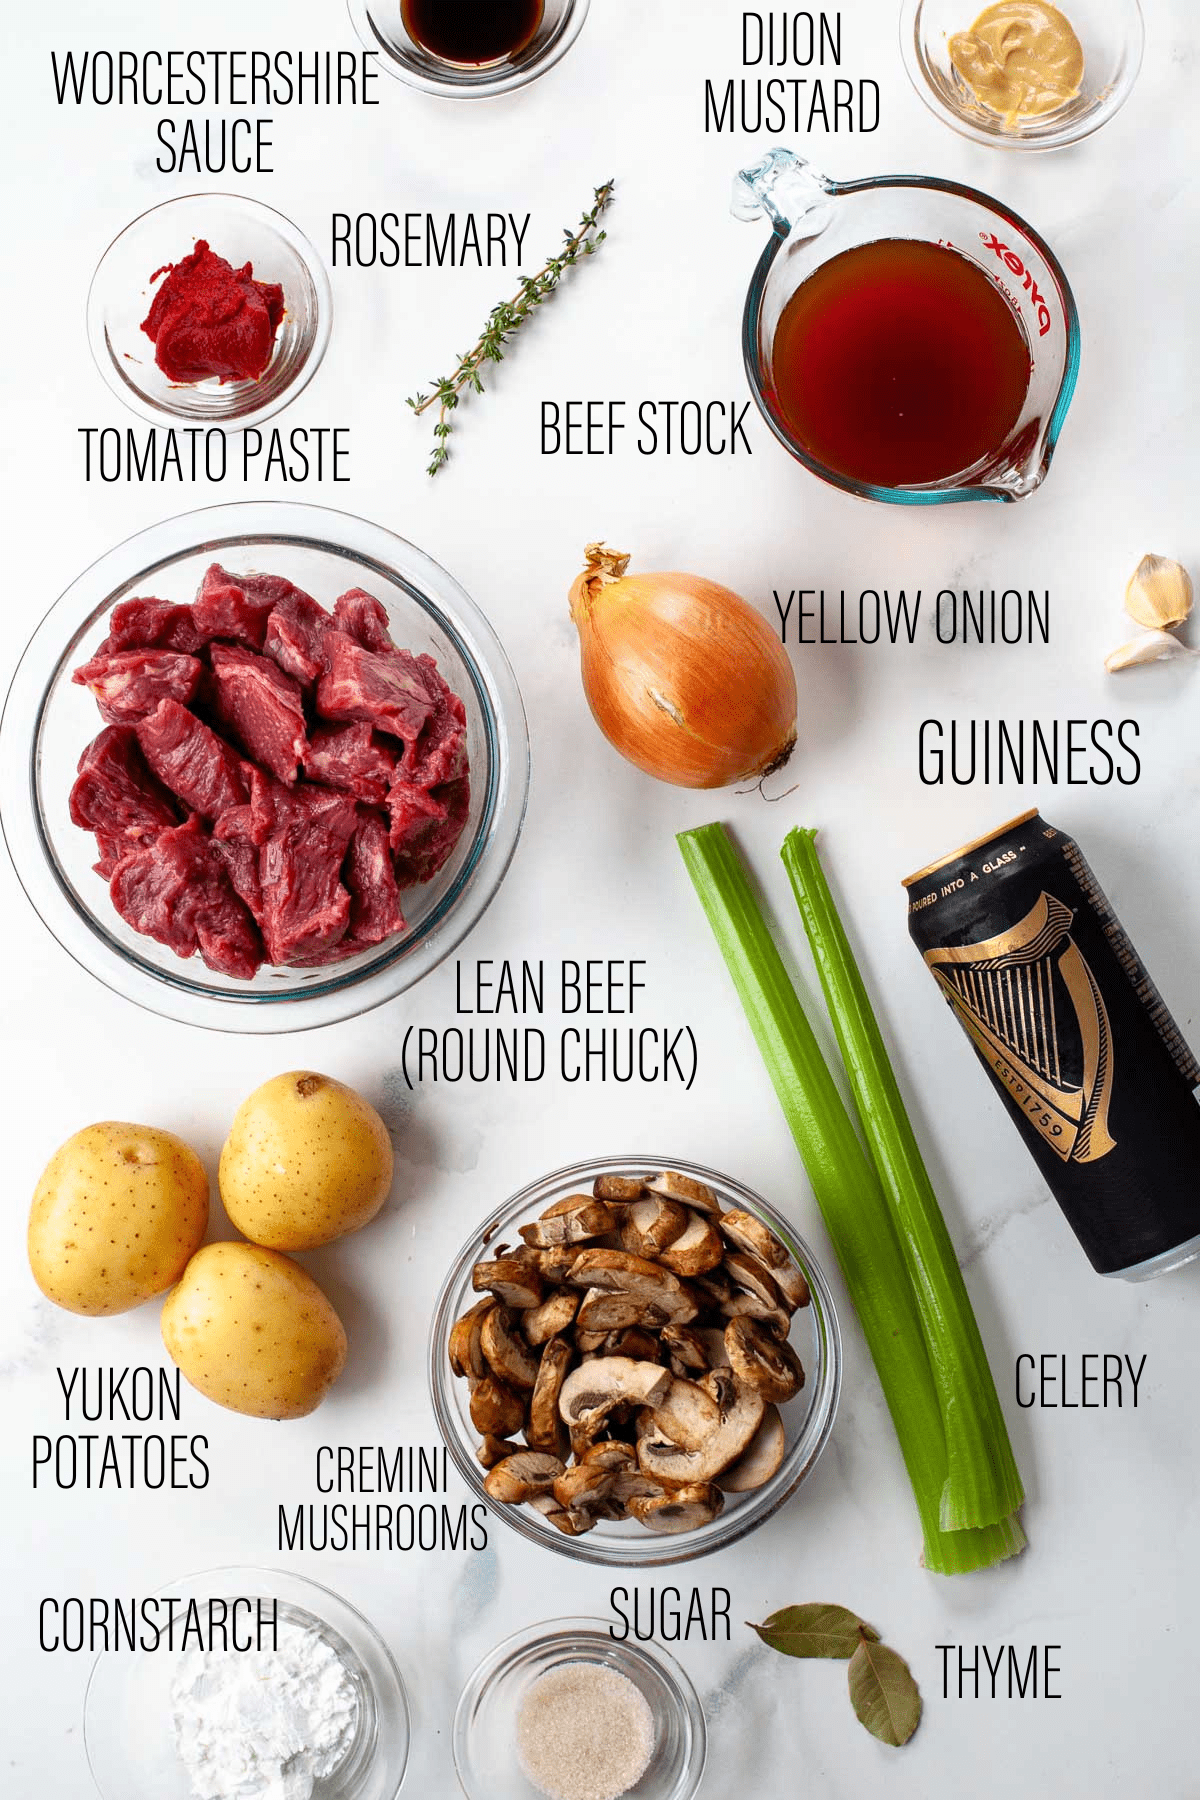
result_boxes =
[949,0,1084,124]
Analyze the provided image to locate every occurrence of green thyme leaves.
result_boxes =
[408,179,615,476]
[749,1603,922,1748]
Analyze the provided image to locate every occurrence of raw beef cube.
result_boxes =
[263,590,334,687]
[317,633,437,747]
[72,647,203,725]
[209,643,307,785]
[109,814,262,980]
[344,810,406,949]
[70,726,179,854]
[388,772,470,886]
[190,563,277,650]
[402,654,469,786]
[97,596,202,656]
[211,803,263,918]
[254,776,358,964]
[136,698,249,820]
[303,722,397,805]
[333,588,396,654]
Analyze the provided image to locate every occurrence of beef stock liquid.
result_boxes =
[769,239,1031,488]
[905,810,1200,1279]
[401,0,544,64]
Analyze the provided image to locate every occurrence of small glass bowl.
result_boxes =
[349,0,590,98]
[87,193,331,426]
[430,1155,841,1568]
[900,0,1144,151]
[84,1567,410,1800]
[0,501,529,1032]
[453,1618,706,1800]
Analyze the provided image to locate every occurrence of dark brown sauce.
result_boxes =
[402,0,544,65]
[769,238,1031,488]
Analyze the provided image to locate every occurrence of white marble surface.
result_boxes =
[2,0,1199,1794]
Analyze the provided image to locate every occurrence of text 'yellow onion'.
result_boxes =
[568,544,797,789]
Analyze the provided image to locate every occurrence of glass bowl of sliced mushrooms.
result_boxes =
[430,1156,842,1566]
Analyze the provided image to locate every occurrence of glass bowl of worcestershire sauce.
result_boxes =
[349,0,590,96]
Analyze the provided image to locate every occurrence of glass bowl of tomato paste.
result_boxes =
[0,502,529,1032]
[87,194,332,427]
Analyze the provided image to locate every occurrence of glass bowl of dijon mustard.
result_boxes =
[900,0,1144,150]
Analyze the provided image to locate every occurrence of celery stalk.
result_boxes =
[678,823,1023,1573]
[781,828,1024,1533]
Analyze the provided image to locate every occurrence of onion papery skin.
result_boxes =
[569,557,798,790]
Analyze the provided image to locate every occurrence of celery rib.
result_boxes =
[781,828,1024,1533]
[678,822,1022,1573]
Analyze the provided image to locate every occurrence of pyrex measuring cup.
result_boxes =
[734,149,1080,505]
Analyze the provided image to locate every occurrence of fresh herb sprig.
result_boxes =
[407,179,615,476]
[750,1605,923,1748]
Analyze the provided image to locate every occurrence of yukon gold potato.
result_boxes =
[28,1122,208,1316]
[161,1242,347,1420]
[219,1071,393,1251]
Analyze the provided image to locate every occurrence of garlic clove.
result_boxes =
[1124,554,1193,630]
[1104,630,1195,673]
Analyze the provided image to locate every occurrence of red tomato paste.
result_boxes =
[141,240,285,384]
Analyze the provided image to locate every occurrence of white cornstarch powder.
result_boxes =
[171,1617,360,1800]
[515,1661,656,1800]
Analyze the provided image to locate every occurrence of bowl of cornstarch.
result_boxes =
[83,1566,410,1800]
[453,1617,706,1800]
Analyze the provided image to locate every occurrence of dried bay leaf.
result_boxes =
[847,1638,922,1747]
[749,1603,879,1660]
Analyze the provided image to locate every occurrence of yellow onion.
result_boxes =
[568,543,797,789]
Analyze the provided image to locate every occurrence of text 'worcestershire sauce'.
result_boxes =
[769,238,1031,488]
[905,810,1200,1279]
[402,0,544,64]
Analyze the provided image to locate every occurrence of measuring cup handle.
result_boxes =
[732,149,834,237]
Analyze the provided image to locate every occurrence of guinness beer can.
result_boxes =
[904,809,1200,1280]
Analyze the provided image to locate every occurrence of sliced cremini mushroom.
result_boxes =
[476,1434,520,1469]
[694,1265,735,1308]
[620,1196,689,1258]
[581,1440,639,1473]
[609,1467,670,1510]
[626,1482,725,1533]
[528,1492,583,1535]
[523,1288,580,1346]
[576,1287,655,1333]
[483,1450,565,1505]
[636,1371,765,1485]
[559,1356,672,1441]
[481,1305,541,1390]
[565,1249,700,1326]
[573,1324,611,1353]
[719,1210,811,1309]
[527,1334,574,1457]
[644,1171,723,1218]
[449,1298,493,1380]
[725,1317,804,1404]
[519,1194,617,1248]
[603,1326,661,1362]
[695,1327,731,1369]
[472,1252,545,1310]
[659,1212,725,1278]
[718,1405,786,1492]
[661,1324,711,1372]
[646,1375,723,1452]
[720,1293,792,1339]
[722,1250,786,1312]
[594,1173,646,1202]
[527,1245,579,1284]
[469,1374,525,1439]
[552,1462,618,1516]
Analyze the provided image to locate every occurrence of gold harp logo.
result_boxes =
[924,892,1117,1164]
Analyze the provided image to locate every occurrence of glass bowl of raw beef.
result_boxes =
[0,503,528,1031]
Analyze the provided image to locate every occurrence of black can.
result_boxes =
[904,809,1200,1280]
